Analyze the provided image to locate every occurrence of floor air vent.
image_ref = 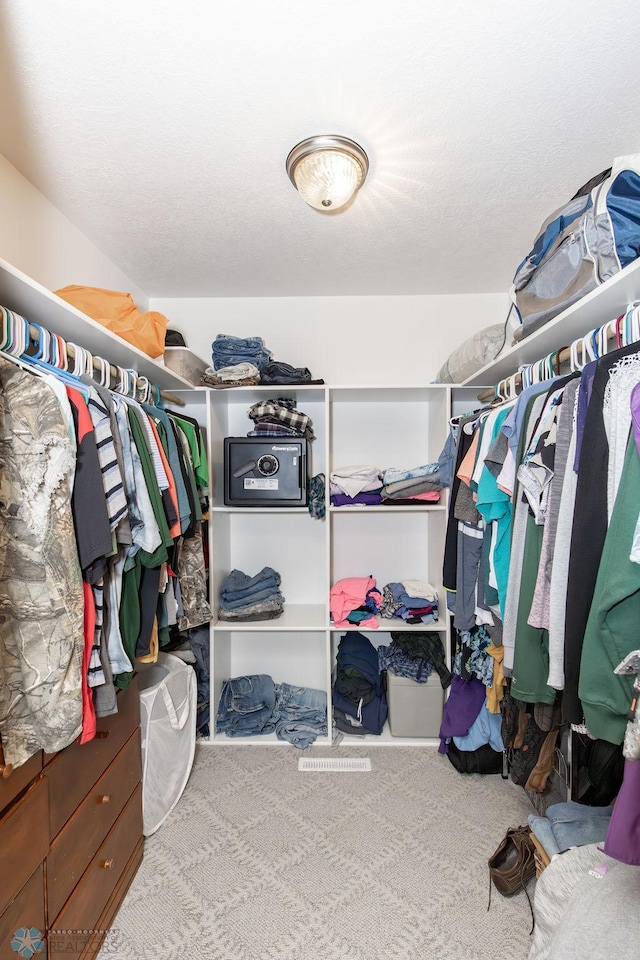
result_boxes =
[298,757,372,772]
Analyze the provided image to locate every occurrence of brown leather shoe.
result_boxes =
[488,825,536,896]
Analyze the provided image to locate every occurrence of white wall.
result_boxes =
[0,153,148,308]
[151,293,508,384]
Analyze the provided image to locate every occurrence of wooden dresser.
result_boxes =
[0,678,143,960]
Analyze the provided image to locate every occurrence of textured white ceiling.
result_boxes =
[1,1,640,298]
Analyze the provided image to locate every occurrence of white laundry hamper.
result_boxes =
[137,652,197,836]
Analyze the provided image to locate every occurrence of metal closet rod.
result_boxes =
[476,323,626,404]
[476,345,570,403]
[26,321,185,407]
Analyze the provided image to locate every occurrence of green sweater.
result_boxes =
[579,435,639,744]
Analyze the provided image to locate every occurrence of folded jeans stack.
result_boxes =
[216,674,327,747]
[259,360,324,386]
[381,462,442,503]
[379,579,439,624]
[218,566,285,621]
[211,334,272,371]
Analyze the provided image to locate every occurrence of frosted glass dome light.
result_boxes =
[286,135,369,211]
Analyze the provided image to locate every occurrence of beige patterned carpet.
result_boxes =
[102,744,536,960]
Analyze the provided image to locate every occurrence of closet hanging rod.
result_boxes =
[62,337,185,407]
[475,309,634,404]
[21,318,185,407]
[476,347,572,403]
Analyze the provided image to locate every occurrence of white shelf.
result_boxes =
[209,732,332,746]
[330,618,448,632]
[336,723,440,747]
[0,256,196,391]
[209,382,454,748]
[463,257,640,387]
[212,506,310,514]
[328,504,446,513]
[215,604,327,631]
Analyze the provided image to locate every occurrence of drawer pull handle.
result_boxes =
[97,794,111,804]
[0,762,13,779]
[95,730,110,740]
[101,859,115,870]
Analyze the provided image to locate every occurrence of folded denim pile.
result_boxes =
[211,334,272,373]
[218,566,285,622]
[333,632,388,736]
[527,800,613,860]
[246,397,315,440]
[329,575,382,628]
[208,335,323,388]
[378,631,451,686]
[216,674,327,748]
[259,360,324,385]
[330,465,383,506]
[379,579,439,624]
[380,462,442,503]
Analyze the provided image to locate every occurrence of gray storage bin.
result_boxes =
[386,668,444,738]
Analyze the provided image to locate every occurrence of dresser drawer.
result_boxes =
[50,784,142,945]
[0,777,48,915]
[47,839,143,960]
[0,750,42,817]
[0,864,46,960]
[47,732,142,920]
[46,677,140,839]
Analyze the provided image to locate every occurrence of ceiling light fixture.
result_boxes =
[286,135,369,211]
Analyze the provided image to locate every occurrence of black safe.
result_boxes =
[223,437,308,506]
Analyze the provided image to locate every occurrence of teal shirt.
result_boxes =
[475,407,512,618]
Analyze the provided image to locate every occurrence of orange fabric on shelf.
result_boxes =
[54,285,169,359]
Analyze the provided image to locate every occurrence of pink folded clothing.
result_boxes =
[330,575,381,628]
[382,490,440,503]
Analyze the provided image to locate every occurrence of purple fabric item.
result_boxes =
[631,382,640,461]
[438,674,486,754]
[601,758,640,865]
[573,359,598,473]
[331,491,383,506]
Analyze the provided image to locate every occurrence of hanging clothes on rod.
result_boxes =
[440,300,640,801]
[0,304,184,406]
[476,301,640,405]
[0,310,210,769]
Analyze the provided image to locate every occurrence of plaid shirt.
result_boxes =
[247,400,315,440]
